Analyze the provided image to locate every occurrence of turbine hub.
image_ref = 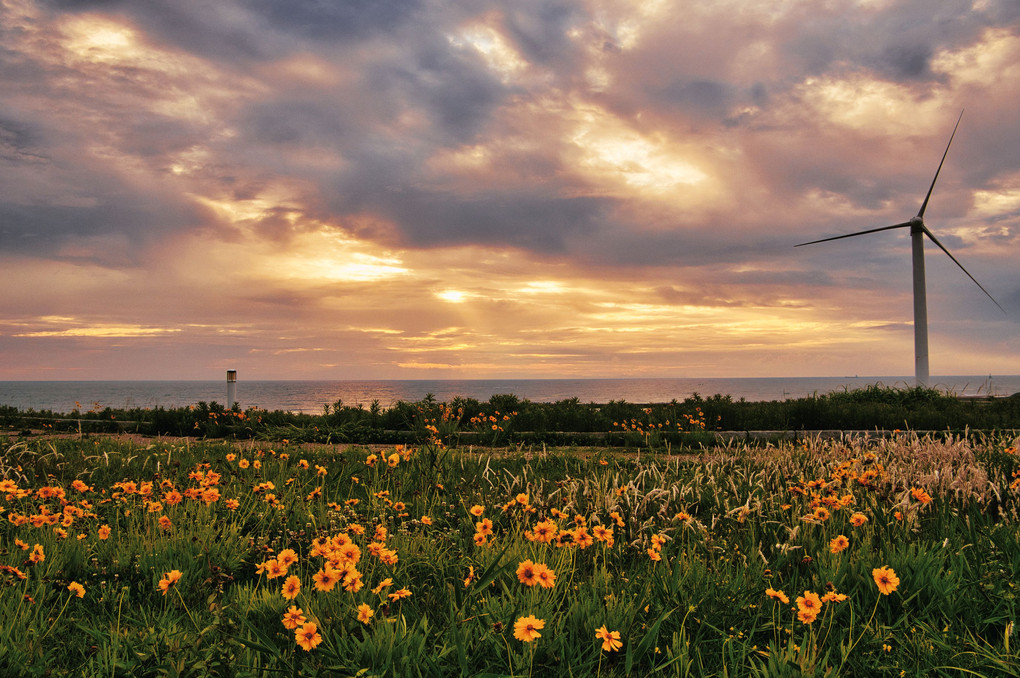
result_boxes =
[909,215,924,233]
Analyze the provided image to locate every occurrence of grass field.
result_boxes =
[1,431,1018,676]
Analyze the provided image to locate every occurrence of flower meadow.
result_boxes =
[1,432,1018,676]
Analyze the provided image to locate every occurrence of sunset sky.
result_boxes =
[1,0,1018,381]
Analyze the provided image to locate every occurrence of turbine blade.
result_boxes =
[795,222,912,247]
[917,110,964,219]
[921,225,1006,313]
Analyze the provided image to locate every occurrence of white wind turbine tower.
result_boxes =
[796,111,1004,387]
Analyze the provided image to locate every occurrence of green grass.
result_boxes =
[1,432,1018,676]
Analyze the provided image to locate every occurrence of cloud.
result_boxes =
[1,0,1018,380]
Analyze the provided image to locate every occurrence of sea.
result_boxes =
[1,376,1017,415]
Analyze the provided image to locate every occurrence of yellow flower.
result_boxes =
[281,575,301,600]
[513,615,545,642]
[469,504,485,517]
[829,534,850,553]
[295,622,322,651]
[158,516,172,531]
[158,569,182,596]
[388,588,412,601]
[29,544,45,564]
[67,581,85,598]
[849,512,868,527]
[516,560,538,587]
[357,603,374,624]
[313,565,341,592]
[765,587,789,604]
[276,549,299,569]
[872,566,900,595]
[795,591,822,623]
[595,625,623,652]
[281,606,306,630]
[371,578,393,594]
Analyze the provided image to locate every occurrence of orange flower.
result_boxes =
[95,524,110,539]
[821,591,848,603]
[387,587,412,601]
[595,625,623,652]
[276,549,299,569]
[647,548,661,562]
[264,559,286,579]
[357,603,374,624]
[531,519,557,543]
[158,516,172,531]
[295,622,322,651]
[513,615,545,642]
[281,606,306,630]
[516,560,538,587]
[475,518,493,537]
[795,591,822,624]
[67,581,85,598]
[849,512,868,527]
[535,564,556,589]
[158,569,182,596]
[29,544,44,564]
[281,574,301,600]
[313,565,341,592]
[872,566,900,595]
[515,493,529,505]
[829,535,850,553]
[765,587,790,604]
[469,504,485,517]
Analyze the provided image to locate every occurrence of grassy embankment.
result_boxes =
[3,385,1019,446]
[1,427,1018,676]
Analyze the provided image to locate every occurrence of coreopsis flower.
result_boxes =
[515,493,529,506]
[821,591,849,603]
[238,459,250,469]
[97,524,111,540]
[464,565,475,587]
[387,453,400,468]
[592,524,614,543]
[421,516,433,525]
[67,581,85,598]
[795,591,822,623]
[910,488,932,505]
[313,565,341,593]
[573,527,594,549]
[282,606,306,630]
[281,575,301,600]
[388,588,412,601]
[595,625,623,652]
[535,564,556,589]
[29,544,44,564]
[849,513,868,527]
[647,548,661,562]
[295,622,322,651]
[765,587,790,604]
[872,566,900,595]
[264,559,286,580]
[225,499,240,510]
[357,603,374,624]
[531,519,557,543]
[158,516,172,531]
[517,560,539,587]
[513,615,545,642]
[276,549,299,570]
[475,519,493,537]
[371,578,393,595]
[829,535,850,553]
[158,570,182,596]
[473,533,487,546]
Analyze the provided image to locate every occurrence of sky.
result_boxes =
[1,0,1018,381]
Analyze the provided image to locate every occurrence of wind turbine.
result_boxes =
[795,111,1004,387]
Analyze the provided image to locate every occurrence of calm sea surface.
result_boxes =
[1,376,1017,414]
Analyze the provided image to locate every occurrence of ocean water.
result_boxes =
[1,376,1016,414]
